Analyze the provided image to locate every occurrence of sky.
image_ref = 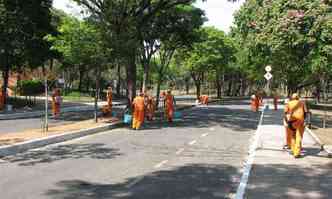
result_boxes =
[53,0,245,33]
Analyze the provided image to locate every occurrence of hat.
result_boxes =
[291,93,299,100]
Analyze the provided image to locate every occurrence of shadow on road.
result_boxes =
[2,143,122,166]
[247,161,332,199]
[46,163,240,199]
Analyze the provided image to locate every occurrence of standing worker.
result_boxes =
[200,95,209,105]
[146,95,155,121]
[165,89,176,123]
[51,88,62,118]
[106,86,113,113]
[251,94,259,112]
[132,92,145,130]
[283,98,292,150]
[284,93,308,158]
[0,90,4,110]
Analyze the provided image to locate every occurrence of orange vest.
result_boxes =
[133,96,145,111]
[165,94,174,110]
[285,100,306,122]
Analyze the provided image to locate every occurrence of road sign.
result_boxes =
[264,72,273,80]
[265,65,272,72]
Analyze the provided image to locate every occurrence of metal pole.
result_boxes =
[44,76,48,132]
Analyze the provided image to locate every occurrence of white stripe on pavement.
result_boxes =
[154,160,169,169]
[175,148,185,155]
[201,133,209,137]
[189,140,197,145]
[235,105,266,199]
[125,176,145,188]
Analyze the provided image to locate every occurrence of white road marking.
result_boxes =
[154,160,169,169]
[189,140,197,145]
[0,159,6,163]
[201,133,209,137]
[235,105,266,199]
[209,127,215,131]
[125,176,145,188]
[176,148,185,155]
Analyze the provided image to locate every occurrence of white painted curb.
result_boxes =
[0,121,123,157]
[235,105,266,199]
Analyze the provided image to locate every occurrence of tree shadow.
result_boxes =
[2,143,122,166]
[246,161,332,199]
[46,163,240,199]
[139,105,260,132]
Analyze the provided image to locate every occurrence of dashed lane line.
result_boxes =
[154,160,169,169]
[175,148,185,155]
[189,140,197,145]
[201,133,209,137]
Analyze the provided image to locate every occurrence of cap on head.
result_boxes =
[167,89,171,94]
[291,93,299,100]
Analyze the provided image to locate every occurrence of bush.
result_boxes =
[19,80,44,96]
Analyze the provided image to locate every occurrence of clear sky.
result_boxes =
[53,0,245,33]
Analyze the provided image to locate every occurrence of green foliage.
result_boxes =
[19,80,44,96]
[233,0,332,91]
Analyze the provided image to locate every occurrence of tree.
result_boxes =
[233,0,332,95]
[0,0,56,106]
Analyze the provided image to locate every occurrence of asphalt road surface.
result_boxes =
[0,101,260,199]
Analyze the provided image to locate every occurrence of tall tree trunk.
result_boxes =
[78,68,84,92]
[116,62,121,96]
[126,56,137,106]
[185,78,190,95]
[195,81,201,100]
[94,68,101,123]
[216,72,222,99]
[142,61,149,93]
[2,61,10,106]
[156,75,162,110]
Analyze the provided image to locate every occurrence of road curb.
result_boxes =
[0,103,127,120]
[0,121,124,157]
[305,127,332,157]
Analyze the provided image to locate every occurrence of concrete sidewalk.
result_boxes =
[245,107,332,199]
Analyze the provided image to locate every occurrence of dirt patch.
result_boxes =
[0,117,119,146]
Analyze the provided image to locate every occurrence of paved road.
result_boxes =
[0,101,260,199]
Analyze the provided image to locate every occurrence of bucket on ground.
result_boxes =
[124,114,132,124]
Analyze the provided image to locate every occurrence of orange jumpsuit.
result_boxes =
[200,95,209,105]
[0,91,4,110]
[285,99,307,157]
[165,94,175,122]
[251,95,259,112]
[146,96,155,121]
[106,88,112,113]
[52,89,61,118]
[132,96,145,129]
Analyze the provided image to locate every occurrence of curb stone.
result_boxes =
[0,121,124,157]
[305,127,332,157]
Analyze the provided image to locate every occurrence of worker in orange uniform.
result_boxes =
[0,90,4,110]
[273,92,279,110]
[146,95,155,121]
[284,93,308,158]
[132,92,145,130]
[251,94,259,112]
[164,89,176,123]
[200,95,209,105]
[106,86,113,113]
[51,88,62,118]
[283,98,292,150]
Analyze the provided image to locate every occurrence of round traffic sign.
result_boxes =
[265,65,272,72]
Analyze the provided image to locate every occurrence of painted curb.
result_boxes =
[0,103,127,120]
[305,127,332,157]
[0,121,124,157]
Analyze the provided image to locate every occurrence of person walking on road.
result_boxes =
[132,92,145,130]
[164,89,176,123]
[284,93,308,158]
[251,94,259,112]
[106,86,113,112]
[283,98,292,150]
[146,95,155,121]
[51,88,62,119]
